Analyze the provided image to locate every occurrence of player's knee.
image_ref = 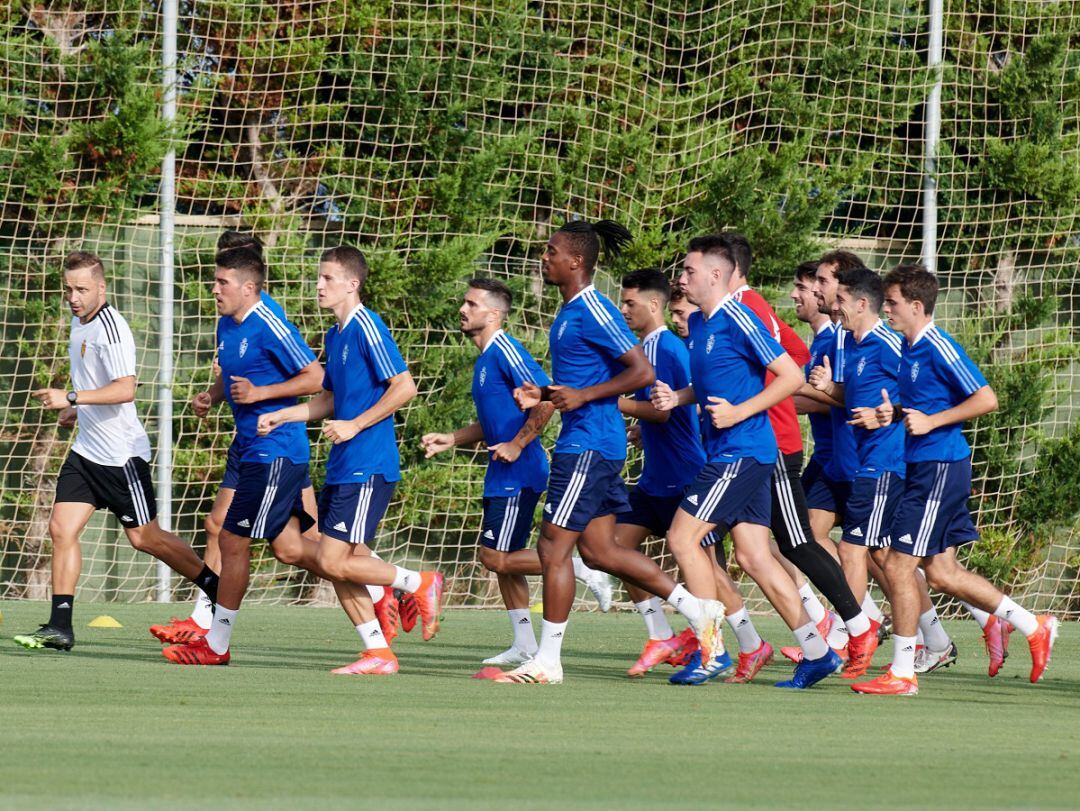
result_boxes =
[733,545,768,577]
[577,545,605,572]
[922,564,953,593]
[478,546,505,573]
[272,538,305,568]
[204,513,223,541]
[126,526,154,553]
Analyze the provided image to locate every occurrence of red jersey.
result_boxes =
[733,285,808,455]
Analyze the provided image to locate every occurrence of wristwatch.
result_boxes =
[67,391,78,406]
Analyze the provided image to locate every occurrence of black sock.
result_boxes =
[780,542,863,622]
[192,565,219,604]
[50,594,75,631]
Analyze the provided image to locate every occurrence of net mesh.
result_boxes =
[1,1,1077,615]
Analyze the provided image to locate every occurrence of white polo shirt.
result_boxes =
[69,304,151,466]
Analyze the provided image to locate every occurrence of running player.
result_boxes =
[852,265,1058,695]
[421,278,612,666]
[495,220,725,685]
[651,235,842,689]
[615,269,770,684]
[15,252,220,652]
[160,247,438,666]
[808,267,905,676]
[253,246,443,674]
[720,235,880,677]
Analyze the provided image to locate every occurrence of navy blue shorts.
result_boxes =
[543,451,630,532]
[223,441,312,491]
[222,458,313,540]
[319,475,397,545]
[680,458,772,529]
[802,455,851,520]
[481,488,542,552]
[841,472,904,548]
[887,460,980,558]
[619,487,719,548]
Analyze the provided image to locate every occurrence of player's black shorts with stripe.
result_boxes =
[55,450,156,529]
[714,452,814,550]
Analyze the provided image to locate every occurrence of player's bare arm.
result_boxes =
[489,401,556,462]
[705,352,802,430]
[324,369,417,445]
[229,359,323,404]
[34,375,136,409]
[904,384,997,436]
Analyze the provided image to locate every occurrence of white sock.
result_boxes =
[726,607,762,654]
[571,557,592,582]
[391,566,421,593]
[845,610,870,638]
[993,596,1038,636]
[861,592,885,622]
[366,584,385,604]
[635,598,674,641]
[535,620,567,669]
[919,607,952,650]
[508,608,537,652]
[665,584,703,625]
[206,605,237,655]
[356,620,385,651]
[961,600,991,629]
[794,621,829,660]
[916,627,925,646]
[191,590,214,630]
[827,612,851,648]
[891,635,917,678]
[799,583,827,624]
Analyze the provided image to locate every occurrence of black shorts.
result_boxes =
[55,451,157,529]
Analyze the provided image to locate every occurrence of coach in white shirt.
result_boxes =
[15,252,219,653]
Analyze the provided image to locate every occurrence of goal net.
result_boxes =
[1,2,1077,615]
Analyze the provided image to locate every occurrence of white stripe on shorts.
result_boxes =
[123,460,151,526]
[552,451,593,528]
[349,480,375,544]
[497,494,519,552]
[252,458,282,538]
[696,459,742,522]
[913,463,949,557]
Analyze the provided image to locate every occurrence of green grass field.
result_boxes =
[0,602,1076,811]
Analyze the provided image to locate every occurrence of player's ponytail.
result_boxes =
[557,219,633,272]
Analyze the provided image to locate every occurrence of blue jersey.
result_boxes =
[217,298,316,465]
[472,330,552,497]
[322,304,409,484]
[636,326,706,496]
[899,323,989,463]
[686,295,784,465]
[549,285,639,461]
[843,321,906,478]
[806,322,836,464]
[825,324,858,482]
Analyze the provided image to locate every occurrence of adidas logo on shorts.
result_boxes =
[687,494,699,506]
[237,519,251,528]
[544,503,553,513]
[899,534,912,544]
[484,530,495,539]
[334,522,348,532]
[851,527,863,538]
[121,515,133,522]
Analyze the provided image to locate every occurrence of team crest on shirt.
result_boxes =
[479,366,487,387]
[239,337,248,358]
[705,334,715,354]
[80,340,87,358]
[557,321,569,342]
[857,357,867,376]
[911,361,920,382]
[342,344,349,365]
[688,339,694,350]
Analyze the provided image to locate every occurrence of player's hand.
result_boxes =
[513,382,542,410]
[229,376,262,404]
[420,432,455,458]
[706,396,742,429]
[58,406,78,428]
[257,411,286,436]
[848,407,881,430]
[626,422,642,449]
[875,389,895,426]
[902,408,936,436]
[650,380,677,411]
[192,390,213,418]
[211,356,222,378]
[809,355,832,392]
[32,388,69,410]
[488,441,522,463]
[549,384,587,412]
[323,419,360,445]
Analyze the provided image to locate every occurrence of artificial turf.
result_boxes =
[0,602,1076,811]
